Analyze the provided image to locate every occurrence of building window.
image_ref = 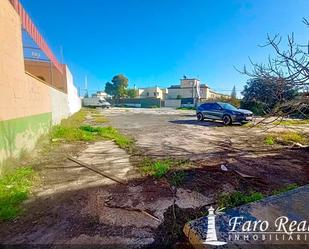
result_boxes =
[147,92,149,96]
[154,92,157,96]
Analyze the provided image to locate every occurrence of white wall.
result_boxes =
[65,66,81,115]
[165,99,181,108]
[50,87,69,124]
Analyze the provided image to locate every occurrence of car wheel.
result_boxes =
[197,113,204,121]
[222,115,232,125]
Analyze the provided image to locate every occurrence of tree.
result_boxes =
[241,77,297,115]
[231,86,237,99]
[126,88,138,99]
[105,74,129,99]
[239,18,309,118]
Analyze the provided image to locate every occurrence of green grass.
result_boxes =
[169,171,186,187]
[78,125,133,150]
[140,158,172,178]
[219,191,264,209]
[273,183,299,195]
[273,119,309,126]
[94,116,108,123]
[176,107,195,110]
[50,110,133,150]
[60,109,88,128]
[264,135,275,145]
[264,131,308,145]
[0,167,34,220]
[51,125,96,142]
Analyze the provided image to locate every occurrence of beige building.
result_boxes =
[137,86,168,100]
[208,90,230,100]
[167,78,209,100]
[167,77,229,101]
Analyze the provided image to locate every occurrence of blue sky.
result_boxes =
[20,0,309,96]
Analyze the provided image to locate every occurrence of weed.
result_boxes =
[79,125,134,150]
[0,167,34,220]
[265,131,308,145]
[94,117,107,123]
[273,119,309,126]
[177,107,195,110]
[140,159,172,178]
[219,191,264,209]
[60,109,87,128]
[98,126,134,150]
[51,126,96,141]
[273,183,299,195]
[169,171,186,187]
[264,135,275,145]
[152,161,170,178]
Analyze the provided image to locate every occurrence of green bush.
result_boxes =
[240,100,268,116]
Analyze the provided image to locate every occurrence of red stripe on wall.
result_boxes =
[9,0,64,74]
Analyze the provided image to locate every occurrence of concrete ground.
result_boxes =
[103,108,309,187]
[0,107,308,248]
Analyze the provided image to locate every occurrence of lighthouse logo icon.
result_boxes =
[203,206,227,246]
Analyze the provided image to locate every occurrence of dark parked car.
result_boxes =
[196,102,253,125]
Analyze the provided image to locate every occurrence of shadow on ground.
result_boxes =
[169,119,242,127]
[0,145,308,248]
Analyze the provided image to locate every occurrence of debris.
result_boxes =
[67,156,127,185]
[220,165,228,171]
[291,142,308,148]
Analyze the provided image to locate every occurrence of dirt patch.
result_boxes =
[1,108,308,248]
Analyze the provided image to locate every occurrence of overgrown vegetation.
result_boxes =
[0,167,34,220]
[219,191,264,209]
[140,158,172,178]
[264,135,275,145]
[59,109,88,128]
[219,183,300,210]
[264,131,308,145]
[273,183,298,195]
[168,171,186,187]
[50,109,133,150]
[176,107,195,110]
[93,116,108,123]
[81,126,133,150]
[273,119,309,126]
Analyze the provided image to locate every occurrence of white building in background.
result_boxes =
[167,77,229,100]
[137,86,168,100]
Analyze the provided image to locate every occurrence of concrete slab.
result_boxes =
[184,185,309,248]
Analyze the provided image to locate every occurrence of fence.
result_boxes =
[110,98,164,108]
